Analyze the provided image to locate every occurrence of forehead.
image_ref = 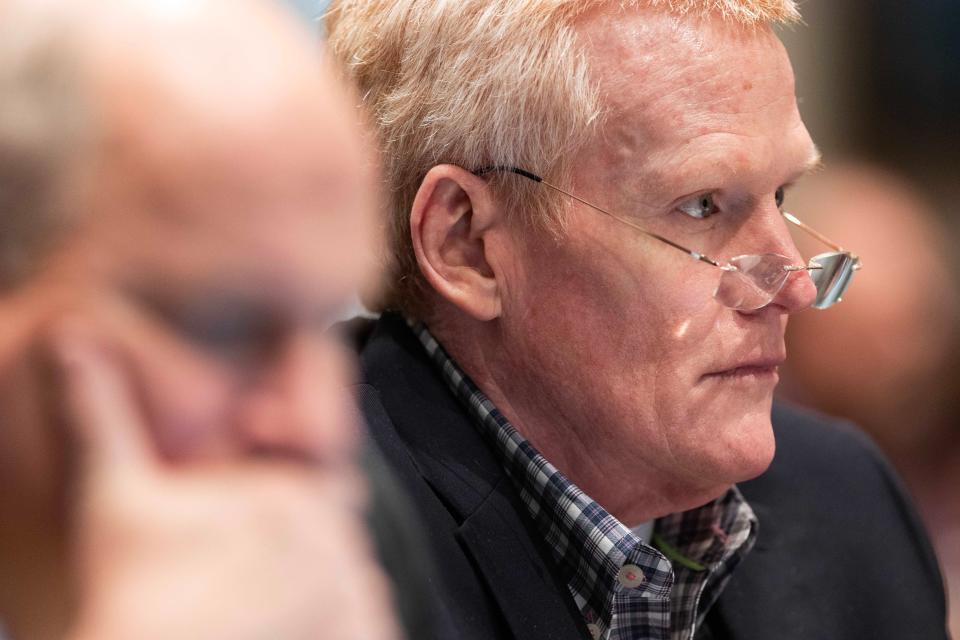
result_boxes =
[79,68,379,314]
[575,7,814,194]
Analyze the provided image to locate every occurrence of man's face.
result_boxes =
[498,8,818,512]
[0,59,379,493]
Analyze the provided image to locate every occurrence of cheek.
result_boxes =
[234,337,361,463]
[511,236,723,410]
[564,259,720,382]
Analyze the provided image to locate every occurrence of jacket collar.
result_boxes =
[358,313,590,639]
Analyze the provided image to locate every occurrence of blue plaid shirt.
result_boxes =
[412,321,757,640]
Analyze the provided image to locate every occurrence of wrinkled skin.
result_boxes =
[419,7,820,525]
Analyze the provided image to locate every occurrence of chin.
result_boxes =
[721,406,777,483]
[686,398,777,490]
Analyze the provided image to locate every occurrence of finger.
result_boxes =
[52,328,156,473]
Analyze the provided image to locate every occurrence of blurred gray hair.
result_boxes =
[0,3,89,288]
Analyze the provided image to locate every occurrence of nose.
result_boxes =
[744,207,818,315]
[237,331,360,464]
[771,266,817,313]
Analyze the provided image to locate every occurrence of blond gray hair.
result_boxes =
[0,2,89,289]
[325,0,801,314]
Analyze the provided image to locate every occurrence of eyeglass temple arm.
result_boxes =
[780,211,842,250]
[782,211,862,269]
[473,166,724,268]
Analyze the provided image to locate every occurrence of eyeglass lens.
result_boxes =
[809,251,856,309]
[713,251,856,311]
[714,253,794,311]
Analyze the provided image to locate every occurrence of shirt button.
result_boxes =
[617,564,646,588]
[587,623,602,639]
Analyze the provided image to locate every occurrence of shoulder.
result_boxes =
[760,402,935,539]
[716,401,948,639]
[760,401,899,502]
[769,400,886,474]
[756,401,939,565]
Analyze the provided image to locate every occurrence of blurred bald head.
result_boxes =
[0,0,378,290]
[0,0,383,463]
[0,1,384,635]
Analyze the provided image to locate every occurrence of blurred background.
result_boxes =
[777,3,959,635]
[287,0,327,22]
[301,0,960,631]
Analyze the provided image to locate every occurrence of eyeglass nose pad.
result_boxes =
[779,264,820,312]
[734,253,793,287]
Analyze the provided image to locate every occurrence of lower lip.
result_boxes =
[705,366,780,382]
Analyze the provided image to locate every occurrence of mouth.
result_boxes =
[705,364,780,380]
[702,357,785,382]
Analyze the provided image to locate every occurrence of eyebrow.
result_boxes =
[659,141,825,200]
[693,146,825,214]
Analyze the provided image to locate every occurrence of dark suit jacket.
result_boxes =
[353,313,949,640]
[362,441,444,639]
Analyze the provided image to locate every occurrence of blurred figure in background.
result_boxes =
[780,163,959,460]
[0,0,401,638]
[778,161,960,637]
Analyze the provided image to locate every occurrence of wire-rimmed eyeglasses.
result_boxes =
[474,166,861,311]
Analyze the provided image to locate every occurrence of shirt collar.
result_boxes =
[409,319,757,639]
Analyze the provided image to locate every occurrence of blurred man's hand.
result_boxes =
[58,332,399,640]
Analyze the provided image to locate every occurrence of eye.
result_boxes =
[677,193,718,219]
[142,292,282,366]
[775,186,786,209]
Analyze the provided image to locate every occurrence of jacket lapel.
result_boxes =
[456,475,590,640]
[359,314,588,639]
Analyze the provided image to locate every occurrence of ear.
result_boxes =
[410,165,505,321]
